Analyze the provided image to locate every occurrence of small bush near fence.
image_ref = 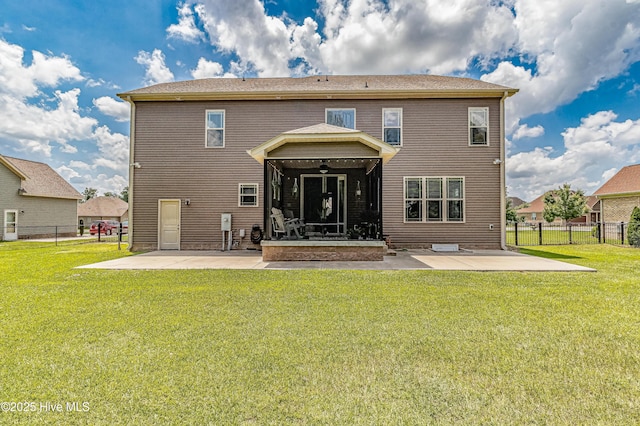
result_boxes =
[507,222,631,246]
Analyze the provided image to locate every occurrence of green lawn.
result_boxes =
[1,242,639,424]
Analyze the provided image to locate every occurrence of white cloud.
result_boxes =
[166,2,205,43]
[93,96,130,122]
[602,167,619,182]
[134,49,174,85]
[315,0,517,75]
[512,124,545,140]
[0,38,129,196]
[92,125,129,174]
[0,39,83,98]
[190,58,236,79]
[483,0,640,133]
[191,0,519,77]
[507,111,640,200]
[0,89,96,156]
[65,171,128,195]
[195,1,293,77]
[56,164,81,181]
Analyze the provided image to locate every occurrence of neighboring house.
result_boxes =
[516,194,551,224]
[571,195,601,224]
[517,192,598,224]
[593,164,640,223]
[78,196,129,226]
[1,154,82,240]
[508,196,527,209]
[118,75,518,251]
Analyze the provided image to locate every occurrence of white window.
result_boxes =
[326,108,355,129]
[469,107,489,146]
[239,184,258,207]
[383,108,402,146]
[403,177,465,222]
[446,178,464,221]
[206,110,225,148]
[404,178,422,222]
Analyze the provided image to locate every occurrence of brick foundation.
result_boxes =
[261,240,387,261]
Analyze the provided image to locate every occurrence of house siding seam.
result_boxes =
[131,97,503,250]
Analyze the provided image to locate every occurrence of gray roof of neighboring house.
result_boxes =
[0,154,82,200]
[77,196,128,218]
[118,74,518,101]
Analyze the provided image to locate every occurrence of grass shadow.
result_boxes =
[517,247,583,260]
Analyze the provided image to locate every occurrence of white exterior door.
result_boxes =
[3,209,18,241]
[158,200,180,250]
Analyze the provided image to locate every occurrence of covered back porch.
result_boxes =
[266,157,383,240]
[248,124,398,260]
[248,124,399,243]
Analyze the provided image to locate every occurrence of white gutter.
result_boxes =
[124,96,136,251]
[500,91,508,250]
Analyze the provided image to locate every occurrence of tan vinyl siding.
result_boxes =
[132,98,503,249]
[382,98,502,248]
[269,141,379,158]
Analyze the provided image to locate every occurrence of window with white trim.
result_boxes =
[469,107,488,146]
[404,177,465,222]
[383,108,402,146]
[239,184,258,207]
[326,108,355,129]
[206,110,225,147]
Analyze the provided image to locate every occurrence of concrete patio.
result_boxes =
[77,249,596,272]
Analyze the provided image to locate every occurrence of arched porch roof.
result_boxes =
[247,123,399,165]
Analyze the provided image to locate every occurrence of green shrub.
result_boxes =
[628,206,640,247]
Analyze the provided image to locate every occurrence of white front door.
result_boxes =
[3,210,18,241]
[158,200,180,250]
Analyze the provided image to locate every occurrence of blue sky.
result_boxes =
[1,0,639,201]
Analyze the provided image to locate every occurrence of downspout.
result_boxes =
[500,91,508,250]
[124,96,136,251]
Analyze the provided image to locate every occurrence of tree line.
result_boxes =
[81,186,128,203]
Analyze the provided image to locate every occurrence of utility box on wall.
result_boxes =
[221,213,232,231]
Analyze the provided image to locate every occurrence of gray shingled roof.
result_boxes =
[1,155,82,200]
[119,74,518,100]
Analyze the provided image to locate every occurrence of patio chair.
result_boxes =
[271,207,305,239]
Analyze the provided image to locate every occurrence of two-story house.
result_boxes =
[118,75,517,252]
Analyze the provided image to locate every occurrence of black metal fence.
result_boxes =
[507,222,630,246]
[1,223,127,248]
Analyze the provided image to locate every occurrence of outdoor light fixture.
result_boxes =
[356,180,361,197]
[319,161,329,174]
[493,159,502,165]
[130,162,141,169]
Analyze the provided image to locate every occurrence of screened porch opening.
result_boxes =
[265,158,383,240]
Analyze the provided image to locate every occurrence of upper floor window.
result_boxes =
[206,110,225,148]
[239,183,258,207]
[326,108,355,129]
[383,108,402,146]
[469,107,489,146]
